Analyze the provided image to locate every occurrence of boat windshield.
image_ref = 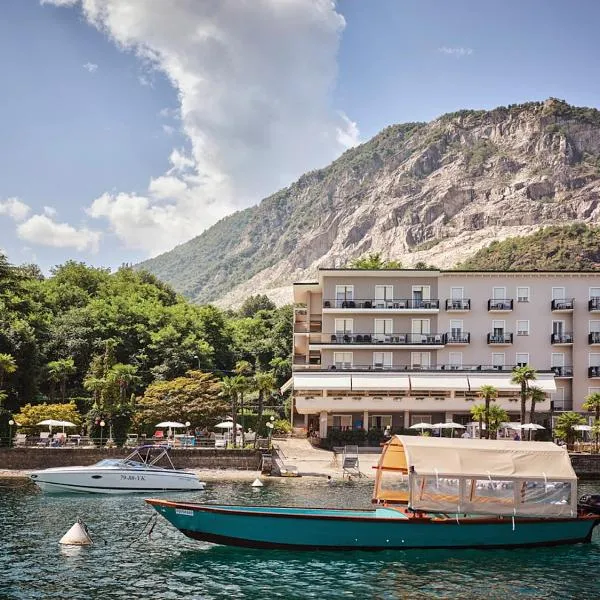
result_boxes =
[94,459,123,467]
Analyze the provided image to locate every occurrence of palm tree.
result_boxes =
[478,385,498,439]
[582,392,600,452]
[554,411,586,450]
[511,365,537,428]
[83,375,106,409]
[108,364,141,404]
[486,405,509,439]
[47,358,77,402]
[220,376,240,446]
[470,404,486,438]
[234,361,253,446]
[0,353,17,390]
[254,371,276,424]
[528,386,546,439]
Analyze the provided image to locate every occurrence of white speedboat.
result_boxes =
[29,445,206,494]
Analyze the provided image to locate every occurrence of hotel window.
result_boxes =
[335,285,354,308]
[374,319,393,342]
[411,414,432,425]
[369,415,392,430]
[590,321,600,333]
[516,320,530,336]
[551,353,565,368]
[552,287,565,300]
[493,286,507,300]
[552,388,565,409]
[590,287,600,300]
[492,353,505,368]
[515,353,529,367]
[517,287,530,302]
[333,352,353,369]
[374,285,394,308]
[448,352,463,369]
[373,352,392,369]
[589,353,600,367]
[492,320,505,337]
[331,415,352,429]
[411,352,430,368]
[450,319,463,336]
[450,287,464,299]
[334,319,354,335]
[412,285,431,301]
[552,320,565,337]
[588,387,600,396]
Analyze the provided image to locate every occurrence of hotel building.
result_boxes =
[289,269,600,438]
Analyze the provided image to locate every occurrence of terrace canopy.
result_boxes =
[373,435,577,517]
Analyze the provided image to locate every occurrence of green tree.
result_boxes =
[47,358,77,402]
[254,371,276,426]
[239,294,276,317]
[554,412,585,450]
[486,404,509,439]
[15,401,81,429]
[108,363,141,404]
[220,375,241,445]
[0,353,17,390]
[582,392,600,452]
[478,384,498,439]
[528,386,546,433]
[511,365,537,427]
[349,252,402,269]
[470,404,486,438]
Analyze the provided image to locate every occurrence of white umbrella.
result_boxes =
[574,424,592,431]
[409,422,433,430]
[155,421,186,428]
[518,423,545,430]
[432,422,465,438]
[37,419,77,433]
[215,421,243,429]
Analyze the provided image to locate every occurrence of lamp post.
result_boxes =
[108,419,114,447]
[267,416,275,448]
[100,420,105,447]
[8,419,14,448]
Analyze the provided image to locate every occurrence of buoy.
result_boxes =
[251,478,264,487]
[59,518,93,545]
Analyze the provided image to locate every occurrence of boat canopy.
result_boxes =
[373,436,577,517]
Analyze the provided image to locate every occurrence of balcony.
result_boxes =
[551,298,574,312]
[488,299,514,311]
[551,366,573,378]
[589,366,600,378]
[551,333,573,345]
[589,297,600,312]
[322,298,440,311]
[315,332,445,346]
[292,363,527,373]
[589,332,600,345]
[445,298,471,311]
[487,332,513,345]
[444,332,471,345]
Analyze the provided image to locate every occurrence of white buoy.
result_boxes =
[59,519,93,545]
[251,478,264,487]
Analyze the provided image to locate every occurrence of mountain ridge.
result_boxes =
[139,98,600,306]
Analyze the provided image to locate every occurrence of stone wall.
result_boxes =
[569,454,600,480]
[0,448,261,471]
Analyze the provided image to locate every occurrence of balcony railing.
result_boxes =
[323,298,440,309]
[589,297,600,311]
[551,366,573,377]
[487,332,513,344]
[445,332,471,344]
[293,363,525,373]
[589,332,600,344]
[445,299,471,310]
[589,366,600,378]
[488,299,514,311]
[320,332,445,345]
[551,298,574,311]
[551,333,573,344]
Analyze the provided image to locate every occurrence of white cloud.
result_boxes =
[43,206,57,217]
[162,124,175,136]
[438,46,473,58]
[17,215,101,252]
[83,61,99,72]
[41,0,358,256]
[0,197,31,221]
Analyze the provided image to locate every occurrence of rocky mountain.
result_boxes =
[139,99,600,306]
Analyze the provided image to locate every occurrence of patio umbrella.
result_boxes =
[409,422,433,430]
[518,423,545,430]
[432,422,466,438]
[37,419,77,433]
[574,425,592,431]
[215,421,243,429]
[155,421,187,438]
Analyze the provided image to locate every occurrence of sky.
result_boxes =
[1,0,599,272]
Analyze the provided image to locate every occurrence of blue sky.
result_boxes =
[0,0,599,272]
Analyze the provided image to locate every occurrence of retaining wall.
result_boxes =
[0,447,261,471]
[569,454,600,480]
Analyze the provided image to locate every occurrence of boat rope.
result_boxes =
[124,513,158,548]
[80,519,107,545]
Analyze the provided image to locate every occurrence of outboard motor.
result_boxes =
[578,494,600,515]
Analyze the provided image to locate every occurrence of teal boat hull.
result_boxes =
[146,500,600,551]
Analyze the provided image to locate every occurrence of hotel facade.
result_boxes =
[289,269,600,438]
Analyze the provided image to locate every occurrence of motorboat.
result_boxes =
[30,445,205,494]
[147,436,600,550]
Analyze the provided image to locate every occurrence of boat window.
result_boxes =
[94,459,121,467]
[376,471,409,503]
[519,481,572,507]
[412,476,461,509]
[469,479,514,506]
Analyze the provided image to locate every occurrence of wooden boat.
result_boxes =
[146,436,600,550]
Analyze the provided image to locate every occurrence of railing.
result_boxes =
[551,333,574,344]
[318,332,445,345]
[487,332,513,344]
[551,366,573,377]
[294,321,322,333]
[488,299,514,310]
[589,297,600,311]
[589,332,600,344]
[296,363,523,373]
[445,299,471,310]
[444,332,471,344]
[589,366,600,378]
[551,298,574,310]
[323,298,440,309]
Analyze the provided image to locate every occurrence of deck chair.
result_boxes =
[342,445,361,479]
[14,433,27,447]
[214,437,227,448]
[36,432,50,446]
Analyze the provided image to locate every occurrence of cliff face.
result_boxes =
[139,99,600,306]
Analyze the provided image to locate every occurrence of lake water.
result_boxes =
[1,477,600,600]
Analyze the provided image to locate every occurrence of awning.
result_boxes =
[528,375,557,392]
[351,373,410,391]
[467,375,520,392]
[409,375,469,391]
[280,378,293,394]
[292,373,351,390]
